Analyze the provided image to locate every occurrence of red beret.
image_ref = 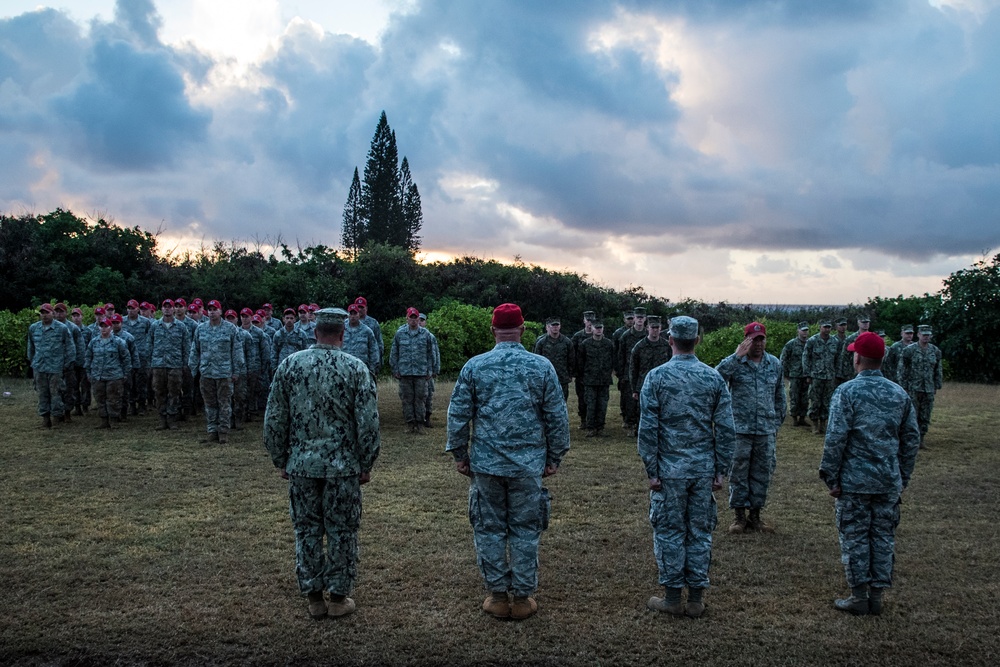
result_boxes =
[491,303,524,329]
[847,331,885,359]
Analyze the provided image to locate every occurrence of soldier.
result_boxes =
[840,315,872,383]
[780,322,811,426]
[820,332,920,616]
[612,310,635,424]
[52,302,83,419]
[272,307,310,368]
[639,316,735,618]
[343,304,380,378]
[110,314,140,422]
[628,315,671,402]
[189,300,244,444]
[262,303,283,332]
[617,307,647,436]
[264,308,380,620]
[577,320,615,437]
[149,299,190,430]
[354,297,383,366]
[883,324,915,385]
[446,303,569,621]
[122,299,153,415]
[71,307,92,412]
[239,308,268,423]
[533,316,575,401]
[27,303,75,428]
[802,319,840,435]
[898,325,943,447]
[85,317,132,428]
[226,310,252,430]
[833,318,851,387]
[570,311,596,428]
[716,322,786,534]
[389,307,435,433]
[173,299,197,417]
[295,304,317,345]
[418,313,441,428]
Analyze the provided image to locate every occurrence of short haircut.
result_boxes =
[672,337,697,353]
[315,321,345,337]
[856,355,882,370]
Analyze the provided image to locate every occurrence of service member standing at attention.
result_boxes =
[617,307,647,436]
[882,324,914,385]
[628,315,671,404]
[85,317,132,429]
[447,303,570,621]
[577,320,615,438]
[820,332,920,616]
[389,307,435,434]
[149,299,191,430]
[27,302,76,428]
[780,322,811,427]
[716,322,785,534]
[418,313,441,427]
[264,308,381,620]
[570,311,596,428]
[533,316,575,401]
[898,325,943,447]
[639,316,735,618]
[188,300,244,444]
[802,319,840,435]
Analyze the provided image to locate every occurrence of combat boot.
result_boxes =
[42,414,52,429]
[327,594,356,618]
[482,591,510,619]
[218,432,229,445]
[130,402,138,417]
[424,414,434,428]
[74,405,84,416]
[167,415,179,430]
[585,429,597,438]
[62,412,71,423]
[510,596,538,620]
[156,415,170,431]
[834,586,870,615]
[307,591,327,620]
[812,419,821,434]
[647,587,685,616]
[869,587,884,616]
[729,508,747,534]
[685,587,706,618]
[95,416,111,429]
[747,508,774,533]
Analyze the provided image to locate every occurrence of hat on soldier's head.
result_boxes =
[262,303,273,310]
[622,310,634,318]
[633,306,647,317]
[127,299,140,309]
[252,315,262,324]
[546,316,561,325]
[53,302,67,312]
[110,314,123,324]
[848,331,884,359]
[744,322,766,338]
[491,303,524,329]
[207,300,222,310]
[877,330,886,337]
[98,318,111,327]
[255,309,266,317]
[224,309,237,319]
[583,310,596,321]
[646,315,662,327]
[162,299,174,308]
[297,304,308,313]
[95,307,106,316]
[901,323,914,333]
[819,318,832,327]
[592,320,605,329]
[71,307,83,315]
[668,316,699,339]
[188,304,197,313]
[918,325,933,335]
[283,307,296,316]
[798,321,809,331]
[418,313,427,321]
[240,307,253,316]
[406,306,420,318]
[174,298,187,307]
[354,296,367,307]
[315,307,349,326]
[39,303,54,314]
[347,303,359,314]
[858,314,871,323]
[835,318,848,326]
[308,303,319,312]
[192,298,203,307]
[104,302,115,310]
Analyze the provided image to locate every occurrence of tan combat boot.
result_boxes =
[812,419,821,434]
[510,595,538,620]
[327,594,356,618]
[647,587,685,616]
[307,591,327,620]
[747,508,774,533]
[482,591,510,618]
[728,508,747,534]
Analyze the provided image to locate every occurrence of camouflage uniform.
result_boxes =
[716,350,785,510]
[232,326,253,426]
[882,333,913,385]
[77,319,94,409]
[820,370,920,592]
[570,317,594,425]
[360,315,383,365]
[264,340,380,598]
[446,341,570,598]
[343,321,380,377]
[272,325,310,368]
[533,332,575,401]
[577,335,615,431]
[122,314,153,412]
[617,326,647,430]
[176,314,199,415]
[113,328,140,419]
[423,325,441,425]
[802,331,839,423]
[85,334,132,421]
[189,320,244,437]
[27,317,75,419]
[638,345,736,591]
[389,324,435,427]
[628,337,671,398]
[898,341,943,438]
[780,332,809,420]
[149,317,190,422]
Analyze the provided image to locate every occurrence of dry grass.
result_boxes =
[1,377,999,666]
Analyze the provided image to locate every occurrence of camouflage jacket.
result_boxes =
[236,327,253,375]
[637,354,736,480]
[122,315,153,367]
[837,333,858,380]
[361,315,383,359]
[272,326,310,368]
[389,325,435,377]
[189,320,245,379]
[343,322,381,376]
[149,318,191,369]
[533,333,575,384]
[616,327,647,381]
[716,351,786,435]
[899,343,943,394]
[27,319,75,374]
[779,336,807,378]
[85,334,132,381]
[820,370,920,494]
[113,329,140,369]
[577,336,615,386]
[802,333,839,380]
[447,341,570,477]
[264,344,381,478]
[629,337,671,395]
[883,340,913,384]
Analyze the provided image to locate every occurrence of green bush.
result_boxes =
[697,319,807,368]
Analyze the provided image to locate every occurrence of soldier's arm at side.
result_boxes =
[898,397,921,489]
[712,380,736,480]
[263,365,292,473]
[819,388,850,492]
[541,366,570,471]
[636,380,661,487]
[354,367,381,477]
[445,366,475,468]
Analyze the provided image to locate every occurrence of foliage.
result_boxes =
[934,253,1000,383]
[696,319,805,368]
[864,294,940,339]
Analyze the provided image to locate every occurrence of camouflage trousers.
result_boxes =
[78,367,92,409]
[807,378,835,421]
[617,378,628,420]
[584,385,610,430]
[911,391,935,435]
[728,433,777,509]
[397,376,427,425]
[621,380,639,427]
[574,377,587,423]
[131,367,149,409]
[232,374,247,422]
[288,474,362,596]
[835,492,901,589]
[152,368,183,418]
[424,377,435,418]
[559,381,570,402]
[34,371,65,418]
[787,377,808,417]
[92,378,124,420]
[199,377,233,435]
[649,478,718,589]
[182,368,195,413]
[60,366,77,412]
[468,473,547,597]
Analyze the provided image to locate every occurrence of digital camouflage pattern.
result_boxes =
[577,336,614,386]
[802,332,839,380]
[360,314,383,360]
[150,319,191,369]
[649,478,718,588]
[122,315,153,367]
[533,332,575,385]
[188,320,244,379]
[389,325,435,377]
[27,319,75,374]
[898,343,943,436]
[272,326,310,368]
[628,337,671,396]
[883,339,912,384]
[287,474,363,595]
[85,335,131,381]
[780,335,809,418]
[343,322,380,376]
[617,327,646,426]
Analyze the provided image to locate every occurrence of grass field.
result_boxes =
[2,376,999,666]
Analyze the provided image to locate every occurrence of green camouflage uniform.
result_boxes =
[533,332,575,400]
[447,341,569,597]
[820,370,920,590]
[638,352,736,590]
[883,339,912,385]
[716,351,785,509]
[577,336,615,431]
[571,327,592,424]
[780,335,808,418]
[898,343,943,437]
[264,342,380,597]
[617,326,647,429]
[802,333,839,422]
[628,336,671,397]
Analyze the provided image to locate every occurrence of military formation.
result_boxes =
[26,299,936,621]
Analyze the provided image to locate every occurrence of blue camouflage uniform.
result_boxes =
[361,314,383,365]
[122,314,153,411]
[447,341,570,598]
[820,370,920,593]
[85,334,132,421]
[716,349,785,511]
[343,321,380,377]
[423,324,442,424]
[27,318,75,418]
[272,326,310,368]
[150,318,191,420]
[264,333,381,598]
[390,324,435,427]
[189,320,244,437]
[638,344,736,592]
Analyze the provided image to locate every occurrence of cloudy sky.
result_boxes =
[2,0,998,305]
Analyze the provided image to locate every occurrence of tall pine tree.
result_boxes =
[400,157,422,252]
[341,167,363,258]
